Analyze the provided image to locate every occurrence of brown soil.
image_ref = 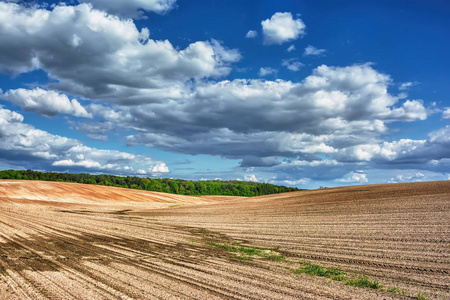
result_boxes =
[0,180,449,299]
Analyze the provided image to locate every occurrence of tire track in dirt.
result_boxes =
[0,209,353,299]
[0,215,196,298]
[0,229,135,299]
[0,209,277,299]
[0,210,343,299]
[0,260,37,300]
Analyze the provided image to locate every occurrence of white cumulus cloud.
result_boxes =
[261,12,306,45]
[78,0,177,18]
[0,88,91,118]
[259,67,278,77]
[336,171,368,183]
[442,108,450,119]
[399,81,418,91]
[0,106,168,175]
[283,178,310,186]
[151,163,170,173]
[244,174,258,182]
[282,58,304,71]
[389,172,425,183]
[287,45,295,52]
[0,3,240,104]
[304,45,326,56]
[246,30,257,38]
[335,126,450,167]
[112,64,432,166]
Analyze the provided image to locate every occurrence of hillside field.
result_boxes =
[0,180,449,299]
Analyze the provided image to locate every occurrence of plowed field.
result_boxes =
[0,180,449,299]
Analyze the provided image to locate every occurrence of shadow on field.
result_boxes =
[0,221,245,274]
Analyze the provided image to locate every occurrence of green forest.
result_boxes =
[0,169,300,197]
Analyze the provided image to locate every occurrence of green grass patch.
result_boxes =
[208,242,262,256]
[292,260,386,291]
[415,292,430,300]
[293,261,346,281]
[108,227,125,232]
[265,253,287,261]
[345,276,381,289]
[386,286,407,295]
[387,286,400,294]
[207,243,286,261]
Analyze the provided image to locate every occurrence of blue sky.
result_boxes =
[0,0,449,189]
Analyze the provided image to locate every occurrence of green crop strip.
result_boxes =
[293,261,346,281]
[345,276,381,289]
[293,261,382,289]
[208,242,286,261]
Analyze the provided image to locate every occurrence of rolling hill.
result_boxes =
[0,180,448,299]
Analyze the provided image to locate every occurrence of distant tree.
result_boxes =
[0,169,302,197]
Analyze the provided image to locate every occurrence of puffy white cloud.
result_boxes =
[244,174,258,182]
[281,160,342,167]
[336,171,368,183]
[388,172,425,183]
[78,0,177,18]
[0,105,24,124]
[282,58,304,71]
[335,126,450,166]
[0,106,168,175]
[0,88,91,118]
[287,45,295,52]
[399,81,418,91]
[427,125,450,144]
[275,133,337,154]
[387,100,427,121]
[259,67,278,76]
[336,140,425,162]
[246,30,257,38]
[443,108,450,119]
[283,178,310,186]
[52,159,102,169]
[0,3,240,103]
[260,162,447,189]
[261,12,306,45]
[304,45,326,56]
[0,107,78,161]
[151,163,170,173]
[89,64,430,166]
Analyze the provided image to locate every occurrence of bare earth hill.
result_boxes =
[0,180,449,299]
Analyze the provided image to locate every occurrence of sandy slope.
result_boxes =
[0,180,238,208]
[0,180,449,299]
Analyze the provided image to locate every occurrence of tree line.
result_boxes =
[0,169,301,197]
